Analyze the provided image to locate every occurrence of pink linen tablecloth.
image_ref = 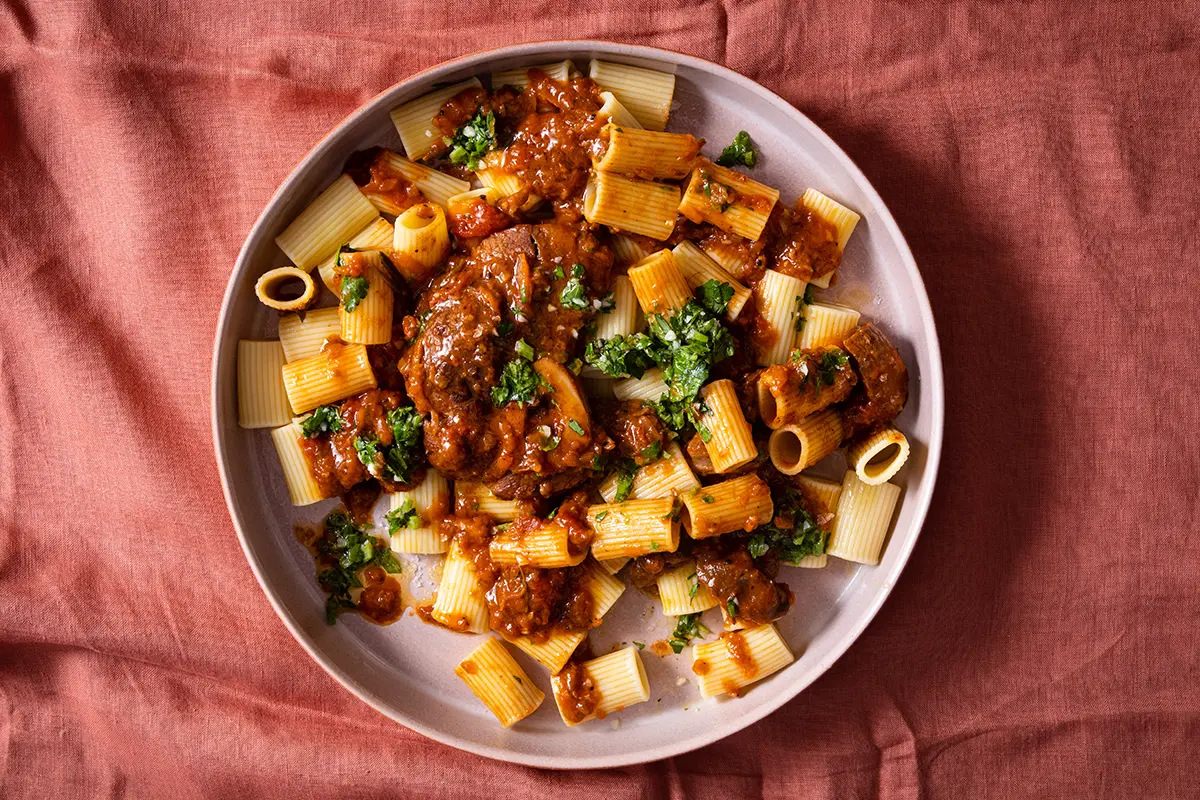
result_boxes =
[2,2,1198,797]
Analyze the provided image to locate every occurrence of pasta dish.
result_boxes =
[235,59,911,728]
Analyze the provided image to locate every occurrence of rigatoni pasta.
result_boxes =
[588,59,675,131]
[455,481,523,521]
[754,269,807,366]
[795,302,861,350]
[455,637,544,727]
[586,497,680,559]
[237,340,291,429]
[691,625,794,698]
[393,203,450,282]
[671,241,752,320]
[278,307,341,362]
[269,421,330,506]
[389,469,450,555]
[551,645,651,725]
[846,425,910,485]
[657,561,718,615]
[826,470,902,565]
[767,409,844,474]
[280,342,377,414]
[593,275,641,341]
[697,380,757,473]
[583,171,679,240]
[431,540,489,633]
[338,252,394,345]
[594,127,700,180]
[598,441,699,503]
[274,174,379,270]
[390,78,484,161]
[628,249,691,315]
[680,473,773,539]
[678,158,780,241]
[316,217,394,292]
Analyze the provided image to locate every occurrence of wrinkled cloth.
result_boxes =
[2,2,1199,798]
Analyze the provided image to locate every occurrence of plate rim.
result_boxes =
[210,39,945,769]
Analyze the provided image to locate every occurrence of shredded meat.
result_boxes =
[693,539,792,626]
[593,400,668,463]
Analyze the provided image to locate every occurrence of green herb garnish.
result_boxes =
[316,511,399,624]
[716,130,757,168]
[491,358,547,407]
[515,338,535,361]
[697,279,734,316]
[385,499,421,532]
[340,276,369,313]
[747,486,829,564]
[444,109,496,171]
[667,613,709,653]
[817,348,850,385]
[613,458,638,503]
[567,419,585,436]
[300,405,342,438]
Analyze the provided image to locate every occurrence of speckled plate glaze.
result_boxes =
[211,41,944,769]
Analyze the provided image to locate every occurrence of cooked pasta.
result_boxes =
[671,241,752,320]
[254,267,315,312]
[691,624,794,698]
[593,275,641,341]
[270,421,330,506]
[393,203,450,282]
[628,249,691,315]
[597,91,643,130]
[846,425,910,485]
[678,159,780,241]
[613,368,669,402]
[588,59,675,130]
[338,252,394,345]
[583,171,679,240]
[278,307,341,363]
[455,481,523,522]
[658,561,718,615]
[390,78,484,161]
[767,409,844,475]
[252,61,916,727]
[492,59,575,88]
[827,471,902,565]
[680,473,773,539]
[374,150,472,210]
[389,469,450,555]
[791,473,844,568]
[594,127,700,180]
[316,217,394,292]
[551,645,651,725]
[431,540,489,633]
[237,340,291,429]
[795,302,861,350]
[455,637,544,727]
[280,342,377,414]
[754,269,807,366]
[697,380,757,473]
[586,497,680,559]
[598,441,699,503]
[275,174,379,270]
[610,234,652,266]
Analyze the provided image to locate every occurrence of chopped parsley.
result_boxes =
[595,510,608,521]
[613,458,638,502]
[667,613,709,653]
[552,265,565,280]
[491,358,547,407]
[353,435,380,469]
[444,109,496,171]
[597,292,616,313]
[727,597,739,619]
[496,319,514,337]
[641,441,663,462]
[567,419,585,436]
[559,263,590,310]
[536,425,559,451]
[701,495,715,504]
[300,405,342,438]
[316,511,401,624]
[515,338,535,361]
[716,130,757,169]
[817,348,850,385]
[383,406,424,482]
[584,332,656,379]
[340,275,369,313]
[747,486,829,564]
[385,499,421,532]
[633,641,646,650]
[697,279,734,317]
[687,572,699,599]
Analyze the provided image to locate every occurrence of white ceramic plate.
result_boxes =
[211,41,944,769]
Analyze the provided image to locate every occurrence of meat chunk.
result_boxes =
[693,539,792,626]
[755,345,857,428]
[593,400,669,463]
[399,223,612,485]
[770,201,842,283]
[685,433,716,476]
[840,323,909,438]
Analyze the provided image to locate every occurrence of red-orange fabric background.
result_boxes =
[2,2,1199,797]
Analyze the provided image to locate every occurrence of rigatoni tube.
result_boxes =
[680,473,773,539]
[583,171,679,240]
[586,497,680,559]
[455,637,544,728]
[280,342,377,415]
[697,380,756,474]
[628,249,691,315]
[767,409,844,475]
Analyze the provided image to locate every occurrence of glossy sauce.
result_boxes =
[553,660,602,724]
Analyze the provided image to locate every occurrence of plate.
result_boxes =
[211,41,944,769]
